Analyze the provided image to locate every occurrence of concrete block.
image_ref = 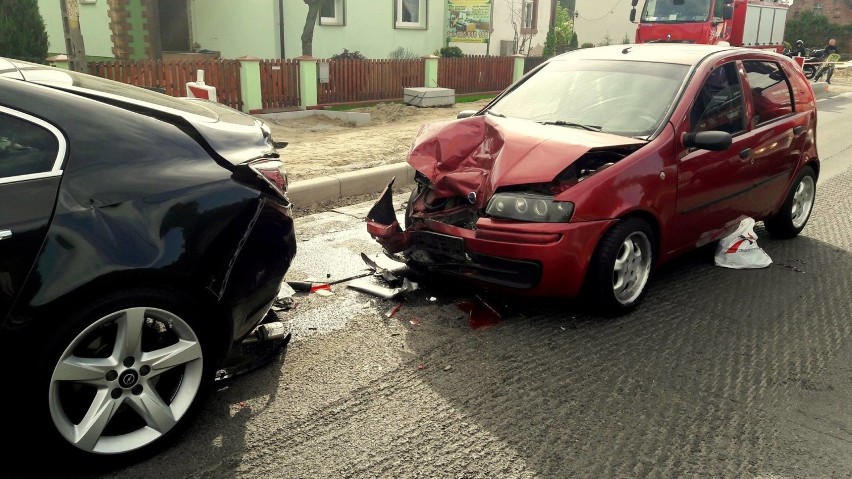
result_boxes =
[287,176,340,207]
[404,87,455,107]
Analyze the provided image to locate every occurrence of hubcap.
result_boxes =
[791,175,815,229]
[49,307,204,455]
[612,231,652,305]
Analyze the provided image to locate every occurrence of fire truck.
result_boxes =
[629,0,790,53]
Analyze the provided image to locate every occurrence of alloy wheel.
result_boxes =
[48,307,204,455]
[612,231,653,305]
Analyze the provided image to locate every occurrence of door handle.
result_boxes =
[739,148,752,159]
[793,126,804,135]
[0,230,11,241]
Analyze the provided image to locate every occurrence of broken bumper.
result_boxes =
[366,180,616,297]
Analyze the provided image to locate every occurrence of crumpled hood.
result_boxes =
[408,114,646,208]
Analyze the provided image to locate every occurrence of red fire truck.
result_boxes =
[629,0,790,53]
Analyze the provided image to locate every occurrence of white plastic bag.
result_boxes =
[714,217,772,269]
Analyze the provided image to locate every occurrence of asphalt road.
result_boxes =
[31,88,852,479]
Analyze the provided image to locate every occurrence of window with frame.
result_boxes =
[742,61,793,125]
[690,63,746,135]
[522,0,538,32]
[0,112,60,180]
[319,0,345,26]
[396,0,427,29]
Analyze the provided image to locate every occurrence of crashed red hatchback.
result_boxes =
[367,44,819,315]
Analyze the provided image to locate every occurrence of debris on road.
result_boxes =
[714,217,772,269]
[348,276,419,299]
[385,303,402,318]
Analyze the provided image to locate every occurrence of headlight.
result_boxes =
[486,192,574,222]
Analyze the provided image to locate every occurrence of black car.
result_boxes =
[0,58,296,465]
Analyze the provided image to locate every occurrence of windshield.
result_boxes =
[641,0,712,22]
[487,59,689,138]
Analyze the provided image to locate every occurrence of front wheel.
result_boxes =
[764,165,816,239]
[587,217,655,317]
[803,65,816,79]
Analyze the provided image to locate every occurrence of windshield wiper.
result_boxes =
[538,120,601,132]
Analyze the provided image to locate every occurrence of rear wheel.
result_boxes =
[587,217,655,317]
[803,65,816,79]
[37,290,217,466]
[764,165,816,239]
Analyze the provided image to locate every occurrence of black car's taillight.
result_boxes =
[248,159,289,200]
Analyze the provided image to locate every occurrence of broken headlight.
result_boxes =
[485,192,574,223]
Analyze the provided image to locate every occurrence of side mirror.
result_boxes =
[457,110,477,119]
[630,8,636,22]
[273,141,288,149]
[682,131,732,151]
[723,5,733,19]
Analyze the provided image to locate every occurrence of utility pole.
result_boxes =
[60,0,88,73]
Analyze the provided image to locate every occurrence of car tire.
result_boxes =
[764,165,816,239]
[33,289,218,467]
[587,217,655,317]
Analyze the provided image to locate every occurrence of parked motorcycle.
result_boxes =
[783,48,820,79]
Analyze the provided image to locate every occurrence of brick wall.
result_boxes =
[108,0,133,59]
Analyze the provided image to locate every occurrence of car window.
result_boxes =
[0,112,60,179]
[690,63,746,135]
[489,59,688,138]
[742,61,793,125]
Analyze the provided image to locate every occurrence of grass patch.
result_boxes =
[456,94,496,103]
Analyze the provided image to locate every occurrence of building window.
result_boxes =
[813,3,823,15]
[395,0,427,29]
[320,0,345,26]
[522,0,538,33]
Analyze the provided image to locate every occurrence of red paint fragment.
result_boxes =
[310,283,332,293]
[386,303,402,318]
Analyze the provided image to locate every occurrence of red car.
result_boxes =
[367,44,818,316]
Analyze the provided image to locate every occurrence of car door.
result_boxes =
[740,59,804,216]
[0,108,65,322]
[675,61,761,249]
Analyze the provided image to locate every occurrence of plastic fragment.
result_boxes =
[409,318,420,325]
[386,304,402,318]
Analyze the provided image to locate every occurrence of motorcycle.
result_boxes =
[783,48,820,79]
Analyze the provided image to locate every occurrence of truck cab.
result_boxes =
[631,0,788,53]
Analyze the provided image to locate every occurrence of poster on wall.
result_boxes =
[447,0,492,43]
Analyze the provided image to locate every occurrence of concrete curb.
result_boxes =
[288,162,415,207]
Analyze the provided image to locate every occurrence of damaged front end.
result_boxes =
[365,114,644,291]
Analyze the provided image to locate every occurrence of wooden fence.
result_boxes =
[89,59,243,111]
[524,56,548,74]
[260,59,300,109]
[437,56,514,94]
[316,58,425,104]
[88,55,518,110]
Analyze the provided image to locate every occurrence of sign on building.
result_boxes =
[447,0,492,43]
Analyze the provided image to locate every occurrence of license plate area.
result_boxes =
[410,231,466,260]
